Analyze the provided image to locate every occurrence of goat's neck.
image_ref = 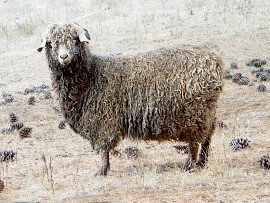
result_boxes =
[58,61,94,132]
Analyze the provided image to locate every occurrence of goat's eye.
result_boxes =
[55,40,60,45]
[46,42,52,48]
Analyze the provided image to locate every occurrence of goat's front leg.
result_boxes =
[197,121,215,168]
[95,150,110,176]
[182,142,199,171]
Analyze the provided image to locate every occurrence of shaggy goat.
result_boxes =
[38,22,224,176]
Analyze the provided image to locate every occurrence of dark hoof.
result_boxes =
[196,161,205,169]
[196,152,208,167]
[196,158,207,168]
[181,165,190,172]
[94,169,108,176]
[181,160,196,172]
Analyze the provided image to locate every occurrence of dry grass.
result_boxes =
[0,85,270,201]
[1,0,270,202]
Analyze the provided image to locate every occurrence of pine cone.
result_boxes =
[257,84,266,92]
[172,145,189,155]
[24,84,50,94]
[24,88,35,95]
[2,93,14,104]
[1,127,14,134]
[111,149,122,158]
[237,76,249,85]
[36,83,49,90]
[19,127,32,138]
[261,59,267,65]
[232,73,242,83]
[246,59,266,67]
[34,88,44,93]
[230,62,239,69]
[124,147,141,160]
[53,105,61,113]
[44,91,52,99]
[251,68,264,75]
[248,82,255,87]
[259,155,270,169]
[28,96,36,105]
[255,71,262,79]
[253,61,262,67]
[258,72,270,81]
[0,179,4,192]
[58,120,66,129]
[0,150,16,162]
[229,137,250,150]
[9,113,18,123]
[34,84,48,93]
[11,122,24,130]
[224,71,232,79]
[217,120,228,130]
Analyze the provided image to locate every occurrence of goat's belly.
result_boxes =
[124,117,209,143]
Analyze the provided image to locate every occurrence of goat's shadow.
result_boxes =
[118,161,191,175]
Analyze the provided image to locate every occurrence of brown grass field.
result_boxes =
[0,0,270,202]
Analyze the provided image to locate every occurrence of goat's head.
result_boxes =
[38,22,90,66]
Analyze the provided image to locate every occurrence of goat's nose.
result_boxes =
[60,54,68,59]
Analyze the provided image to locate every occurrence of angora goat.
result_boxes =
[38,22,224,176]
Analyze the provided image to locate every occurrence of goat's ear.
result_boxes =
[37,24,58,52]
[37,38,48,52]
[73,22,91,43]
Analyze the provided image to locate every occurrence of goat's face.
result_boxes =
[38,23,90,67]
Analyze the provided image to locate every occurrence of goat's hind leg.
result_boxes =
[95,150,110,176]
[197,137,211,168]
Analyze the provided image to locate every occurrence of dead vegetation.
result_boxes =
[1,0,270,202]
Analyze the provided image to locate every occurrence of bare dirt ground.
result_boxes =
[1,0,270,202]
